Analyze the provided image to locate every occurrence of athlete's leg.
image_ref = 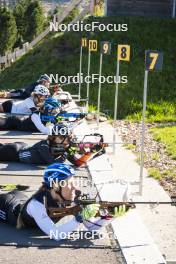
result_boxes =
[0,104,4,112]
[0,143,25,162]
[0,194,7,222]
[0,191,28,226]
[0,100,13,113]
[0,117,6,127]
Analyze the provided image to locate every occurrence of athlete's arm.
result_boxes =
[27,199,80,241]
[37,143,55,164]
[67,152,94,167]
[31,113,53,135]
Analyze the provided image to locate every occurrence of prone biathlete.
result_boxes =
[0,163,119,241]
[0,85,50,114]
[0,97,60,135]
[0,74,51,99]
[55,92,77,112]
[0,124,105,167]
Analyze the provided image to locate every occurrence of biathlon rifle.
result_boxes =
[40,112,87,123]
[71,141,136,150]
[47,195,176,219]
[70,133,136,149]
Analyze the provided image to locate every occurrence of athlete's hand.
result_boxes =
[81,204,100,220]
[100,205,128,220]
[112,205,128,217]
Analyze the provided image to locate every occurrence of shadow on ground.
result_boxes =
[0,223,112,249]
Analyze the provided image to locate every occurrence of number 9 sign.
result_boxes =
[145,50,163,71]
[117,45,130,61]
[100,41,111,55]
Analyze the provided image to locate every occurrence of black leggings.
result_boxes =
[1,100,13,113]
[0,142,27,162]
[0,190,28,226]
[0,116,38,131]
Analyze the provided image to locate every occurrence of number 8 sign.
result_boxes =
[118,45,130,61]
[145,50,163,71]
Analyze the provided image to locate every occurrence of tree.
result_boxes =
[0,7,17,55]
[23,0,46,42]
[13,0,26,45]
[13,0,46,44]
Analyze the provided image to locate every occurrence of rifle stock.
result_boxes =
[47,200,135,219]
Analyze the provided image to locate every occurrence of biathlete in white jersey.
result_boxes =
[0,84,50,114]
[0,163,122,241]
[0,96,61,135]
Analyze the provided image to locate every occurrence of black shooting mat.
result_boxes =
[0,130,46,141]
[0,162,90,177]
[0,163,44,177]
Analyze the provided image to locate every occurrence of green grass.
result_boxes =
[162,168,176,178]
[124,143,136,150]
[127,102,176,122]
[150,126,176,160]
[148,167,176,180]
[88,104,97,113]
[151,152,160,161]
[0,16,176,121]
[148,167,162,180]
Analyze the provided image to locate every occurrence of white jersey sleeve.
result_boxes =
[11,97,37,114]
[31,113,54,134]
[26,199,80,241]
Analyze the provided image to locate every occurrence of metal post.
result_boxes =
[86,50,91,110]
[172,0,176,18]
[52,0,55,13]
[78,45,83,101]
[139,70,149,195]
[113,60,120,154]
[104,0,108,16]
[97,53,103,127]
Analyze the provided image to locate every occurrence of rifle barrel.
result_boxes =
[77,199,176,206]
[47,197,176,219]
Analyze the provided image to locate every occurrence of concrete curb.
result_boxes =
[75,120,167,264]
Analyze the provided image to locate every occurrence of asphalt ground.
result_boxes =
[0,131,125,264]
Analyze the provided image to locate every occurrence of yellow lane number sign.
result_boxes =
[89,40,98,52]
[117,45,130,61]
[145,50,163,71]
[100,41,111,55]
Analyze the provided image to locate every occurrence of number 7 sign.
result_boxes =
[145,50,163,71]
